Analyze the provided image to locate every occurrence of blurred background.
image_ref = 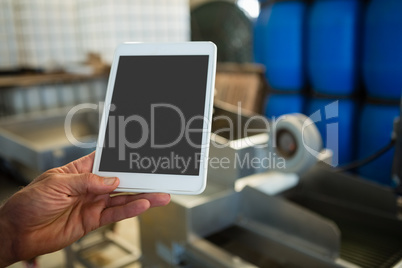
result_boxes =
[1,0,402,267]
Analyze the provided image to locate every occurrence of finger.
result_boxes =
[56,151,96,174]
[70,151,96,173]
[149,193,171,207]
[63,173,119,196]
[107,193,170,208]
[100,199,151,226]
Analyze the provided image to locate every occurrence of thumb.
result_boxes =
[65,173,119,195]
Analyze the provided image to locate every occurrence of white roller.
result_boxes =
[270,113,323,174]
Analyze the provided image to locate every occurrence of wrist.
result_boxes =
[0,205,18,267]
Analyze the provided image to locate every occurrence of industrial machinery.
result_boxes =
[139,103,402,268]
[0,107,98,182]
[0,97,401,267]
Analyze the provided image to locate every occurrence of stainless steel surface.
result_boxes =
[286,166,402,268]
[0,108,97,173]
[139,104,402,268]
[237,187,340,260]
[140,181,234,266]
[208,105,269,186]
[139,182,342,267]
[139,105,342,268]
[141,167,402,267]
[183,235,258,268]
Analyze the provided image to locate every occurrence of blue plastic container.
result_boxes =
[357,103,400,186]
[264,93,304,119]
[306,98,357,166]
[253,5,270,65]
[307,0,362,96]
[262,1,306,91]
[363,0,402,100]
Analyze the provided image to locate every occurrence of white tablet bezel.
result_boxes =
[92,42,217,195]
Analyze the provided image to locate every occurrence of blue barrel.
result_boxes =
[264,93,304,118]
[263,1,306,91]
[357,103,400,186]
[306,98,357,166]
[363,0,402,100]
[308,0,362,96]
[253,5,270,65]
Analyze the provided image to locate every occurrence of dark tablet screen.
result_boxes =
[99,55,209,175]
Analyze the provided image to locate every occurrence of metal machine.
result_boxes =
[139,104,402,268]
[0,98,401,267]
[0,107,98,181]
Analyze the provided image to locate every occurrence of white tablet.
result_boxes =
[92,42,217,195]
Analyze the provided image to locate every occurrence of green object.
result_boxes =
[191,1,253,63]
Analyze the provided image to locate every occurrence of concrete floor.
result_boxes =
[1,174,142,268]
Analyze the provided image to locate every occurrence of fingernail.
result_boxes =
[103,177,117,185]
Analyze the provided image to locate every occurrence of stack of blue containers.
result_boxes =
[358,0,402,185]
[254,0,402,186]
[255,0,361,166]
[255,1,306,118]
[306,0,361,166]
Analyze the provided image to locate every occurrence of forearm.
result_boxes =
[0,205,18,267]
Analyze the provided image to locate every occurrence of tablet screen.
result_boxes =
[99,55,209,175]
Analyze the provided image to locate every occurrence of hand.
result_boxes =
[0,152,170,267]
